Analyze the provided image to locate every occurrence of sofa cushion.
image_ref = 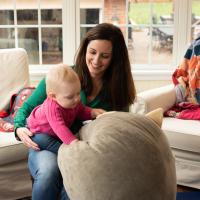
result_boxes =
[162,117,200,153]
[0,131,31,199]
[0,158,32,200]
[0,48,29,111]
[58,112,176,200]
[131,84,176,114]
[0,132,28,165]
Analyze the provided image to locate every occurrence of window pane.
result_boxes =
[104,0,125,25]
[152,2,173,25]
[151,28,173,65]
[80,27,93,40]
[0,28,14,48]
[41,9,62,24]
[129,1,173,25]
[191,0,200,40]
[129,2,150,25]
[18,28,39,64]
[128,0,174,66]
[80,0,101,40]
[131,27,149,64]
[17,10,38,25]
[0,10,14,25]
[0,1,15,49]
[80,9,99,24]
[41,0,63,64]
[0,0,63,66]
[42,28,62,64]
[80,8,99,40]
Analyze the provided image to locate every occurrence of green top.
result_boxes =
[14,78,112,136]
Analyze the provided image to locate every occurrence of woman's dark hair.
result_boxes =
[74,23,136,111]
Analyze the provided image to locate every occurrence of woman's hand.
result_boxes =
[96,111,116,119]
[16,127,40,151]
[91,108,106,119]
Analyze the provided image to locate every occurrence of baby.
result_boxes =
[27,64,105,154]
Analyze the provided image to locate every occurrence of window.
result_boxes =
[79,0,175,70]
[128,0,174,67]
[0,0,62,65]
[80,8,100,39]
[0,0,199,80]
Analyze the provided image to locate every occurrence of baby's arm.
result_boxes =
[77,103,106,120]
[46,101,77,144]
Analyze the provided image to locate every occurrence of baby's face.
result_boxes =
[55,79,81,109]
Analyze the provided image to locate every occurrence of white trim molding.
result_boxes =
[132,70,173,81]
[29,67,173,82]
[62,0,77,65]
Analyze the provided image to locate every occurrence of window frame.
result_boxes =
[29,0,77,81]
[131,0,192,80]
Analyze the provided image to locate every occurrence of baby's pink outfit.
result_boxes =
[27,97,91,144]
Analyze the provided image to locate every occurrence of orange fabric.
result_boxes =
[172,56,200,104]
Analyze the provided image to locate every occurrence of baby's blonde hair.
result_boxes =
[46,64,79,95]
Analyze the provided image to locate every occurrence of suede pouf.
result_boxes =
[58,111,176,200]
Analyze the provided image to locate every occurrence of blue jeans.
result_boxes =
[32,134,62,154]
[28,147,69,200]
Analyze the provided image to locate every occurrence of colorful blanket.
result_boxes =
[172,36,200,104]
[0,87,35,132]
[164,102,200,120]
[165,37,200,120]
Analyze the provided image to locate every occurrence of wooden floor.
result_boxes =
[177,185,199,192]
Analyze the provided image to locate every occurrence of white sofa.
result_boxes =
[131,84,200,189]
[0,48,32,200]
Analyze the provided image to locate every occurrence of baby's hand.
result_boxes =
[91,108,106,118]
[3,122,14,131]
[70,139,79,145]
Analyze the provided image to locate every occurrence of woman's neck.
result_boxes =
[87,77,103,102]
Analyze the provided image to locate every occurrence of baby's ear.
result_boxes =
[145,108,163,128]
[48,92,56,100]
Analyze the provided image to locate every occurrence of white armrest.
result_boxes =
[131,84,176,114]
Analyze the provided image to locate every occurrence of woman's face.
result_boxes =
[86,40,112,78]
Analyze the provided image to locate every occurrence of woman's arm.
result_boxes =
[14,78,47,149]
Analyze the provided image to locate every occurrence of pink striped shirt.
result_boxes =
[27,98,91,144]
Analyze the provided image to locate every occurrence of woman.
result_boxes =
[14,23,136,200]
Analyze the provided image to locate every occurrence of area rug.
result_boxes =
[176,191,200,200]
